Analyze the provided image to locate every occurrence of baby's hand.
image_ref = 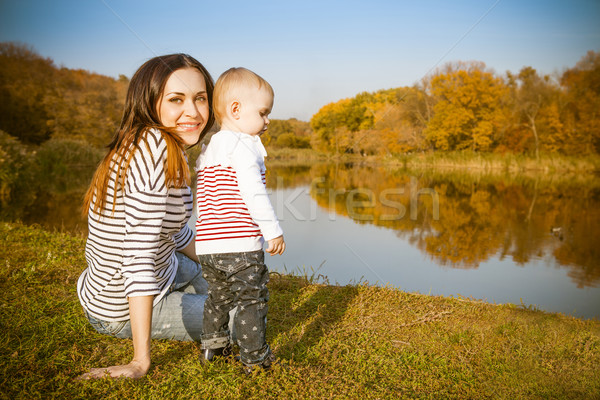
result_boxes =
[266,235,285,255]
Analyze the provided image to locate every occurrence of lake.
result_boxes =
[6,161,600,319]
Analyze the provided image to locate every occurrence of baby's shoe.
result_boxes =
[242,353,279,375]
[200,344,232,364]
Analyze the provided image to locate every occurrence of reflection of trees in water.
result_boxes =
[266,164,313,188]
[29,190,89,235]
[301,162,600,288]
[1,136,102,230]
[5,159,600,288]
[551,192,600,288]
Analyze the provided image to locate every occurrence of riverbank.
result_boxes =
[393,151,600,174]
[1,222,599,399]
[265,147,600,174]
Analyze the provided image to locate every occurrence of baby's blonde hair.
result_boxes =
[213,67,274,124]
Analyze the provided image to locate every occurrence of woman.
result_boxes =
[77,54,215,379]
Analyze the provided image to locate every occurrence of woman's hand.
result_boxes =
[77,295,154,380]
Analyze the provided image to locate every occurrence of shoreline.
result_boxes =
[265,147,600,174]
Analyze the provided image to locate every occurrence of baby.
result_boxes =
[195,67,285,373]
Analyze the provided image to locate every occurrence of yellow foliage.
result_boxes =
[424,65,508,152]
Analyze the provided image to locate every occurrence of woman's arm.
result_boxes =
[127,295,153,375]
[178,237,200,263]
[77,295,153,380]
[78,132,172,380]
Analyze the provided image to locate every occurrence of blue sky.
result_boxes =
[1,0,599,121]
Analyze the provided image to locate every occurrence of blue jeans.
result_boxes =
[84,253,235,342]
[199,250,271,366]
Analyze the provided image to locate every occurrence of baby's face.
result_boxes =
[235,87,273,136]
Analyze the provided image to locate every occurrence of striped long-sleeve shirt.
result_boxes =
[195,130,283,255]
[77,128,194,322]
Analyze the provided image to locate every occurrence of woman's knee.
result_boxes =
[174,252,208,294]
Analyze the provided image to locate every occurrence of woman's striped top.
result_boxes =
[77,128,194,322]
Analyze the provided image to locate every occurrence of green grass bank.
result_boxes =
[264,147,600,174]
[1,222,599,399]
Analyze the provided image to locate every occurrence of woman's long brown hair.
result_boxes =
[83,54,215,217]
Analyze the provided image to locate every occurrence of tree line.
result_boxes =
[310,52,600,157]
[2,42,599,158]
[0,42,311,150]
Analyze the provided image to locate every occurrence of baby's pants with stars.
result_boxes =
[199,249,271,366]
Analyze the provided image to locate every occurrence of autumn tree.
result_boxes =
[310,101,344,152]
[353,87,428,155]
[404,78,434,137]
[48,68,127,147]
[560,51,600,154]
[310,94,376,153]
[0,42,127,147]
[0,42,56,144]
[508,67,563,159]
[424,62,509,152]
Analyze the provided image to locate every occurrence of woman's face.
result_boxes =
[157,68,209,145]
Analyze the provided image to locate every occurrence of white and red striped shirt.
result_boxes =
[195,130,283,255]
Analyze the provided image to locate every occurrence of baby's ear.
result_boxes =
[230,101,241,119]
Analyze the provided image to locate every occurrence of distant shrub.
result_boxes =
[276,132,311,149]
[0,130,38,217]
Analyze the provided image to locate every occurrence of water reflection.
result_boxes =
[269,163,600,289]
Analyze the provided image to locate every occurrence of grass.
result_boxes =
[393,151,600,173]
[264,147,328,163]
[262,147,600,173]
[1,222,599,399]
